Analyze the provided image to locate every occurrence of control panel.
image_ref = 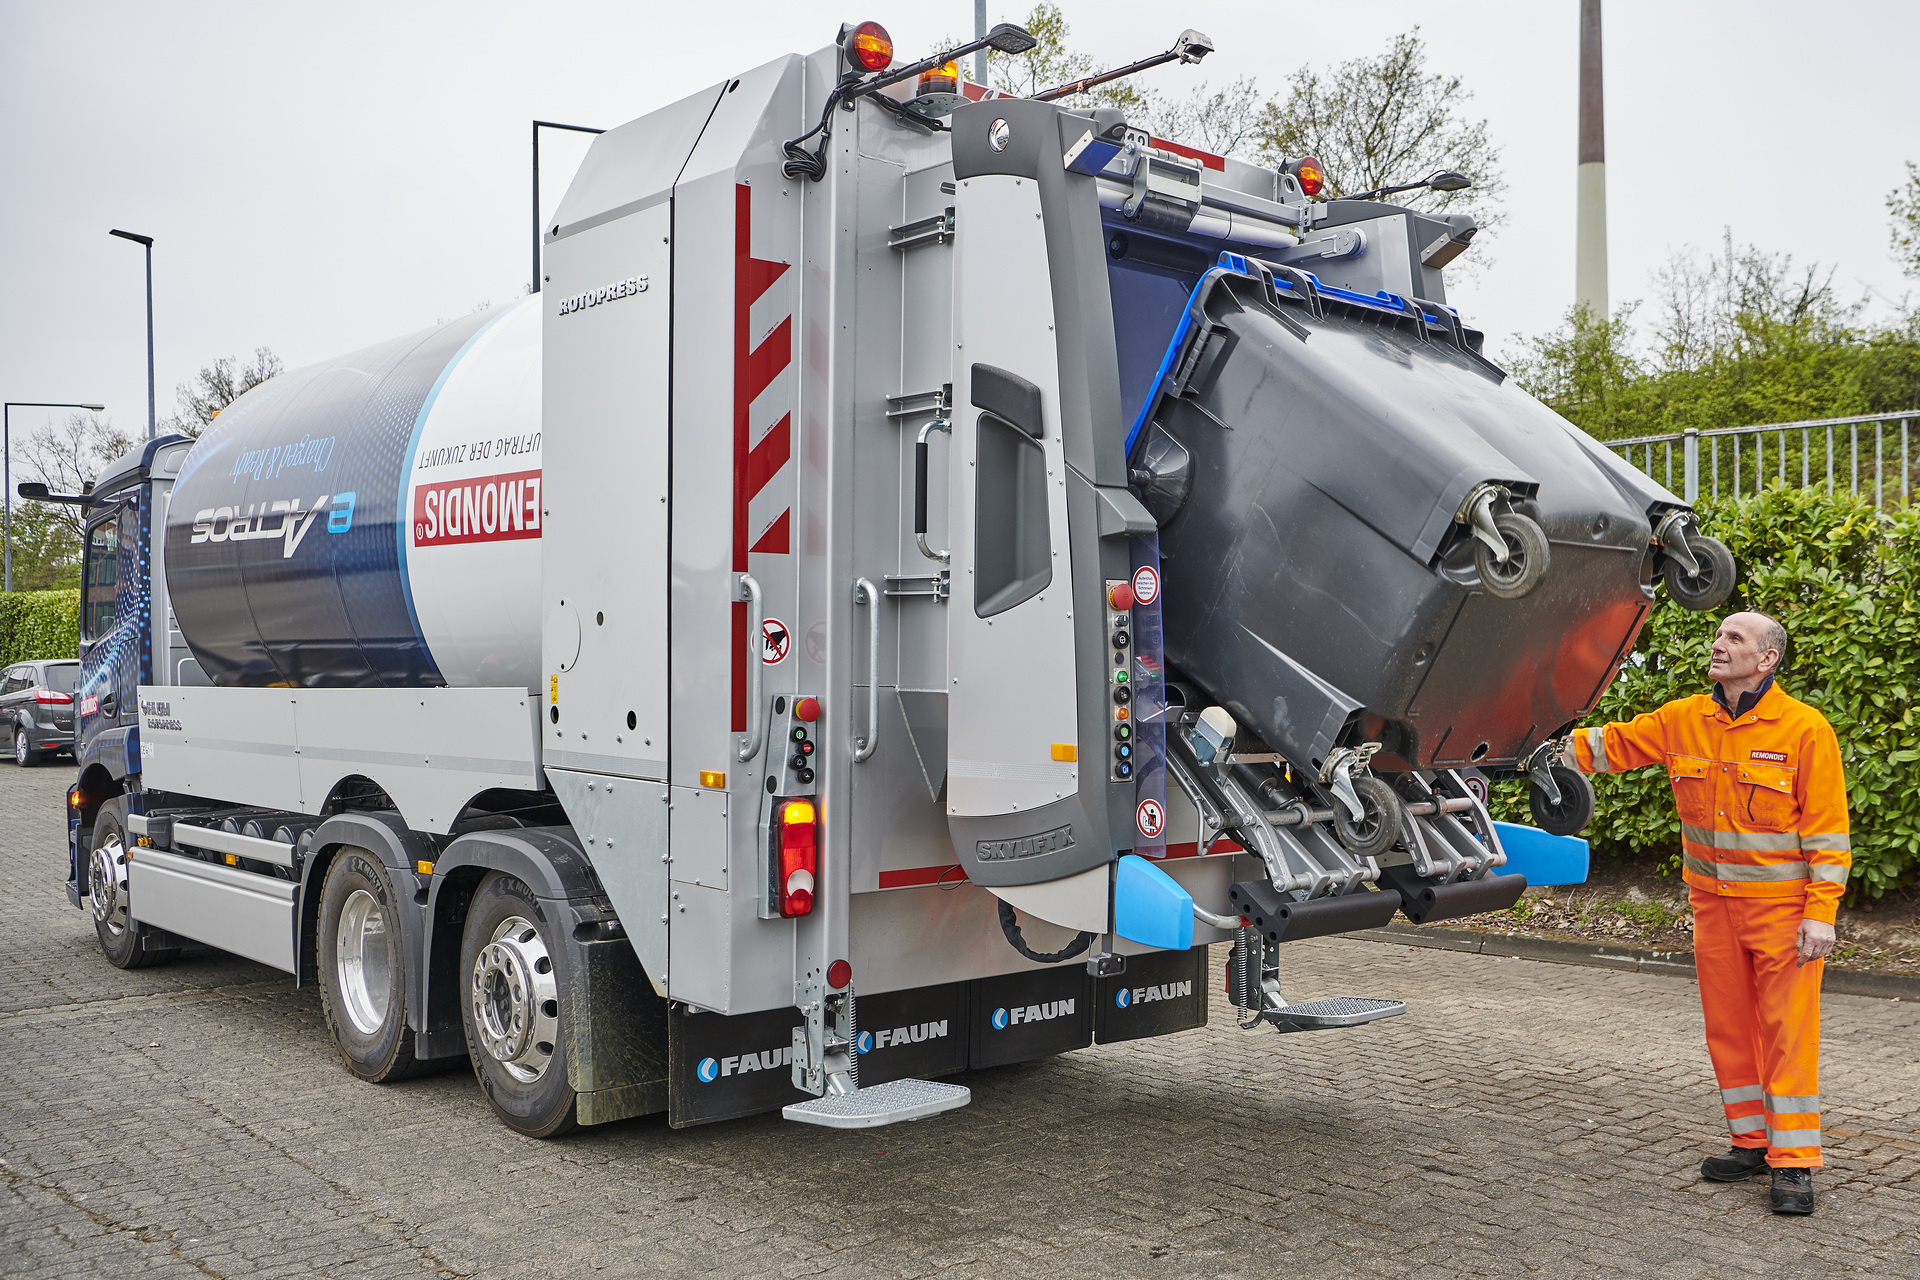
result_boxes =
[1105,581,1135,782]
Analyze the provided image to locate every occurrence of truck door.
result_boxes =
[77,492,146,778]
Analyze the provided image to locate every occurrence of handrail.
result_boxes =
[736,573,764,763]
[1598,410,1920,506]
[852,578,881,763]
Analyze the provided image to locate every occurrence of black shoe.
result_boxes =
[1701,1146,1769,1182]
[1771,1167,1814,1215]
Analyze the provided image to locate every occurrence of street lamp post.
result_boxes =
[108,229,156,440]
[2,402,105,592]
[531,121,605,294]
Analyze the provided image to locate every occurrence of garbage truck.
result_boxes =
[45,22,1734,1137]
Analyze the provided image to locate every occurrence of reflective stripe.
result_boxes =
[1587,727,1609,773]
[1766,1093,1820,1113]
[1768,1127,1822,1149]
[1679,824,1803,852]
[1720,1084,1765,1105]
[1682,853,1811,883]
[1808,863,1849,884]
[1727,1114,1767,1135]
[1801,833,1851,853]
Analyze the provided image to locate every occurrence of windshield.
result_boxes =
[43,663,79,693]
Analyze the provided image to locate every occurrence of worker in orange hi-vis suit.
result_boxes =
[1563,610,1847,1216]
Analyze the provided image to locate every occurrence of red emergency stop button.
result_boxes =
[795,697,821,722]
[1109,582,1135,611]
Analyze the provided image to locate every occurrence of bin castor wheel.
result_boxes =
[1665,533,1736,612]
[1529,765,1595,837]
[1333,775,1403,859]
[1474,511,1552,599]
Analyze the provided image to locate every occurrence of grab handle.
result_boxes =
[737,573,764,762]
[914,417,952,564]
[852,577,880,763]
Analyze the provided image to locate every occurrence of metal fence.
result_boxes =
[1604,411,1920,507]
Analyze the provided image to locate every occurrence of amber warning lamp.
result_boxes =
[1290,156,1326,200]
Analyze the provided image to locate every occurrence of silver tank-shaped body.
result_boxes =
[1130,256,1680,774]
[165,297,543,690]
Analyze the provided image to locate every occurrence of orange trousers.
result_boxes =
[1689,888,1823,1167]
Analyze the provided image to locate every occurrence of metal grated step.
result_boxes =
[782,1078,972,1129]
[1266,996,1407,1030]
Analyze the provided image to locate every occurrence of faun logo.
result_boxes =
[991,1000,1075,1029]
[1117,980,1193,1009]
[976,823,1075,862]
[557,275,648,315]
[696,1045,793,1082]
[856,1021,950,1054]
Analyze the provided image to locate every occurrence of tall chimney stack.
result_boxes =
[1576,0,1608,319]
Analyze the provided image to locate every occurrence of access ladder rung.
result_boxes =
[781,1078,971,1129]
[1267,996,1406,1030]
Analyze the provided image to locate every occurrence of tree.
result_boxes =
[159,347,282,437]
[979,3,1152,117]
[4,502,82,591]
[15,411,135,546]
[1250,29,1503,231]
[1890,160,1920,280]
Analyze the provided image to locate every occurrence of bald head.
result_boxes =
[1709,610,1786,696]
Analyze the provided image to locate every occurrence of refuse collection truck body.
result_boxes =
[57,32,1721,1136]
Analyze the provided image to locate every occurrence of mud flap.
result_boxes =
[970,967,1094,1069]
[1095,946,1208,1043]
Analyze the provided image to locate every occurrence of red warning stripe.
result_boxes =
[732,183,793,732]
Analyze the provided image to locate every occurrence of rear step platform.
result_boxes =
[1267,997,1407,1030]
[782,1078,972,1129]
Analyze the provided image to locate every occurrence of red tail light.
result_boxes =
[778,799,817,917]
[848,21,893,73]
[1291,155,1326,199]
[35,689,72,704]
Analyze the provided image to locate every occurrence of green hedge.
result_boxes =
[1493,485,1919,900]
[0,590,79,666]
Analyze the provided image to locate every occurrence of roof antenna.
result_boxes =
[1032,29,1212,103]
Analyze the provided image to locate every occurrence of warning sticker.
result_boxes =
[1136,797,1166,840]
[761,618,791,665]
[1131,565,1160,607]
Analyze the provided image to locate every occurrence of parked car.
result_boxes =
[1,660,79,766]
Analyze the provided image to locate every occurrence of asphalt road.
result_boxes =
[4,764,1919,1279]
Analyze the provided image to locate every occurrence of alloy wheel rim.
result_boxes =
[335,888,393,1035]
[89,836,128,935]
[469,914,559,1083]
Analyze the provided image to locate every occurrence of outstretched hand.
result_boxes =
[1797,918,1836,966]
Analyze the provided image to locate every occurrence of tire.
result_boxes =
[1472,511,1552,599]
[317,848,428,1083]
[1529,765,1595,836]
[1332,775,1404,859]
[16,727,39,767]
[1665,533,1737,612]
[460,872,577,1138]
[88,800,175,969]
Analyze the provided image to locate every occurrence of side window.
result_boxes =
[0,669,26,695]
[82,512,121,642]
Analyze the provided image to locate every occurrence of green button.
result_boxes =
[1114,670,1128,682]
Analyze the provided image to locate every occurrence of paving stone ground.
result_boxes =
[3,764,1919,1279]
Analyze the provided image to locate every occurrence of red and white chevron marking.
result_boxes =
[733,183,793,731]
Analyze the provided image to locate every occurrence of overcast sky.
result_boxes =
[4,0,1918,446]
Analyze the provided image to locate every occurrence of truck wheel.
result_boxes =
[460,872,577,1138]
[16,727,39,767]
[1473,512,1552,599]
[1332,776,1403,859]
[1528,765,1595,837]
[1665,533,1736,612]
[317,849,426,1082]
[89,800,174,969]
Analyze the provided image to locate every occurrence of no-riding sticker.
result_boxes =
[761,617,791,665]
[1131,565,1160,607]
[1136,797,1165,840]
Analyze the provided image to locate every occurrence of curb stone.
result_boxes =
[1349,922,1920,1000]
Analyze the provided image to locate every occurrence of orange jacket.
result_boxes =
[1571,683,1851,923]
